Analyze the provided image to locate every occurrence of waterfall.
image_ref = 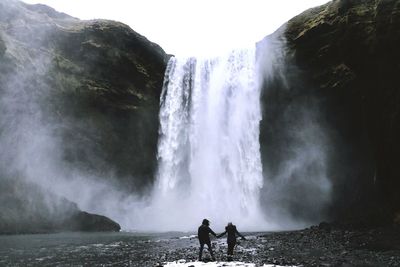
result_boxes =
[142,46,267,231]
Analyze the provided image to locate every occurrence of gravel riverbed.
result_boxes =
[0,224,399,266]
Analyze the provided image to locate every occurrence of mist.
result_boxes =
[257,27,332,229]
[133,47,268,232]
[0,1,145,230]
[125,30,333,231]
[0,0,333,233]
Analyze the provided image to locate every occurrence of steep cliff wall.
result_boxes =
[259,0,400,224]
[0,0,168,233]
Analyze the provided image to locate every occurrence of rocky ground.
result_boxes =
[157,224,400,267]
[1,224,400,266]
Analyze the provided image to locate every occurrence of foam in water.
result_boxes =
[163,260,297,267]
[138,46,269,231]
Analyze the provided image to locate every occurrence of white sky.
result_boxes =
[22,0,330,56]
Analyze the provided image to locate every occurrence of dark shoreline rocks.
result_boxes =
[0,212,121,235]
[1,0,400,238]
[0,225,399,266]
[0,178,120,235]
[64,211,121,233]
[0,208,121,235]
[156,224,400,267]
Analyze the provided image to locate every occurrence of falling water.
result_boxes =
[142,46,267,231]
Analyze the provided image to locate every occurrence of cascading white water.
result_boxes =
[139,46,267,231]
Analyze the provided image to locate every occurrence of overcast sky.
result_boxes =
[22,0,330,56]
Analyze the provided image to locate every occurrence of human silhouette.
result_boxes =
[197,219,217,261]
[217,222,246,260]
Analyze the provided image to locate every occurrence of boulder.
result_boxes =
[0,178,120,234]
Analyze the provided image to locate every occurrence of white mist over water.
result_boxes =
[0,1,331,231]
[137,46,271,231]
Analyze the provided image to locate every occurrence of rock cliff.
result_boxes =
[259,0,400,224]
[0,0,168,233]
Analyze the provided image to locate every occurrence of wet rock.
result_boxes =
[259,0,400,224]
[318,222,332,232]
[0,0,168,234]
[67,211,121,232]
[0,178,120,234]
[0,36,5,57]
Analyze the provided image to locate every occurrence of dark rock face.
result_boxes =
[0,37,5,57]
[259,0,400,223]
[258,29,334,223]
[48,19,169,190]
[0,0,168,190]
[0,178,120,234]
[0,0,167,234]
[67,212,121,232]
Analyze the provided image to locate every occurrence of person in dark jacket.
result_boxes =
[197,219,217,261]
[217,222,246,260]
